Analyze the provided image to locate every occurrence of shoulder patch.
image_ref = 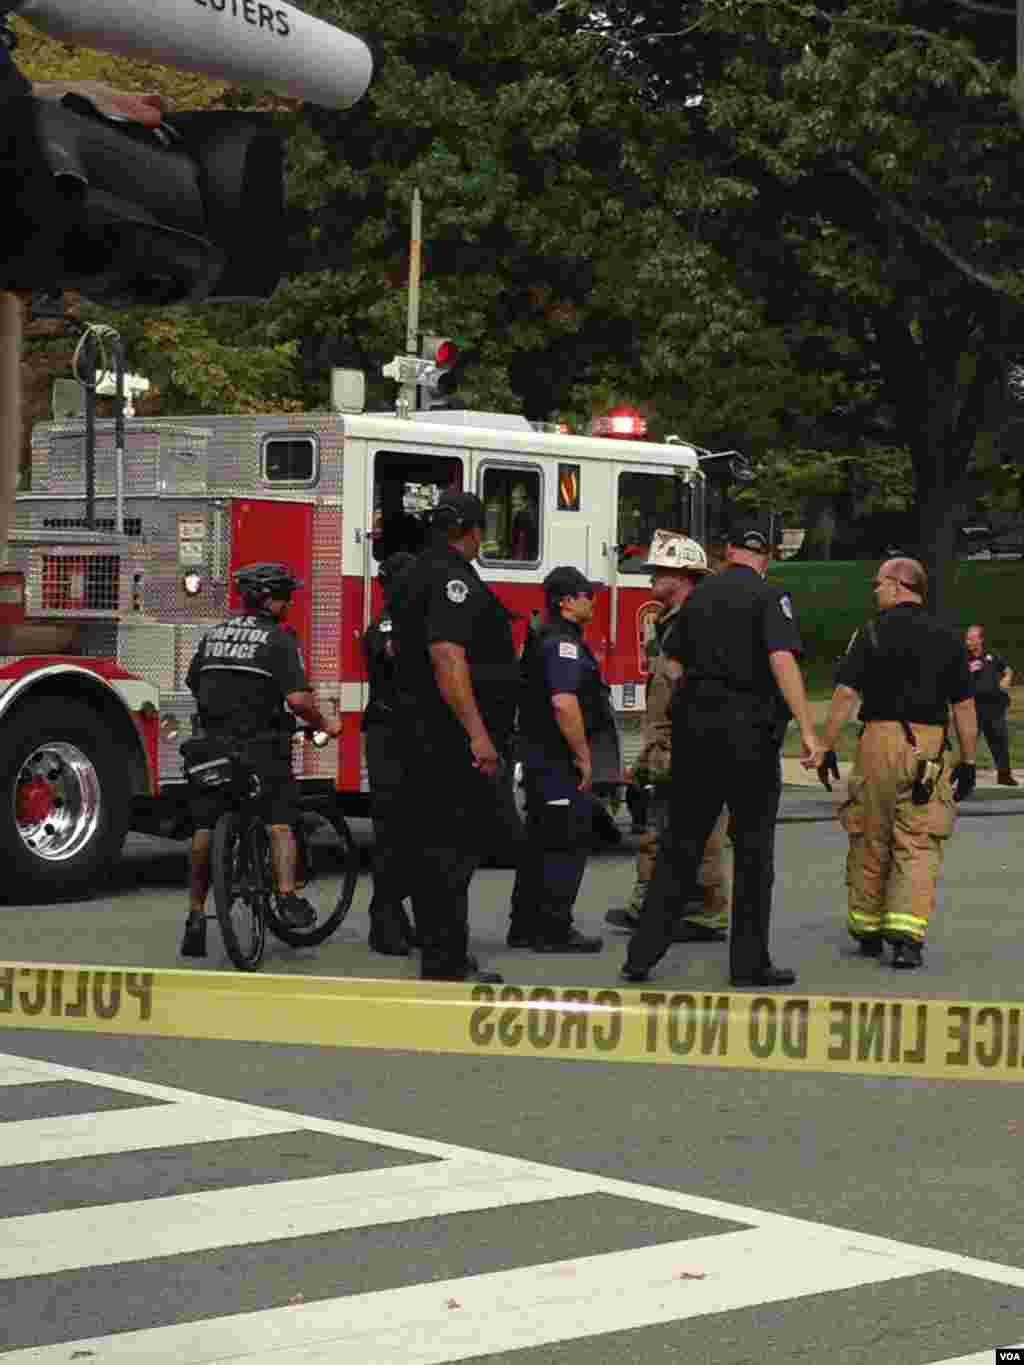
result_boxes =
[559,641,579,659]
[779,593,794,620]
[445,579,470,604]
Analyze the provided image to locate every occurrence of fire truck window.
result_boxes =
[372,453,463,563]
[262,437,318,484]
[479,466,542,565]
[617,471,692,573]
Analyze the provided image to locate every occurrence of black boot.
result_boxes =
[180,912,207,958]
[854,935,884,958]
[891,940,923,969]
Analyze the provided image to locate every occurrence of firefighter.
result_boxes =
[363,550,418,954]
[818,557,977,968]
[605,531,731,941]
[180,562,343,957]
[389,492,521,983]
[511,564,617,951]
[622,525,822,987]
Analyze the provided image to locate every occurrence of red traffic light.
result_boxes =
[422,335,458,370]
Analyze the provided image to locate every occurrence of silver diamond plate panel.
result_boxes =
[175,624,211,692]
[117,622,176,694]
[157,695,197,783]
[309,503,342,685]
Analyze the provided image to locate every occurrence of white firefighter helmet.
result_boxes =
[642,529,710,574]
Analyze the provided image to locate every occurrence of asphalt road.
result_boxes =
[2,798,1024,1363]
[2,790,1023,1000]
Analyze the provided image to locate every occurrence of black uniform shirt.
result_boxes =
[967,650,1010,706]
[836,603,971,725]
[663,565,802,720]
[363,611,398,728]
[186,610,309,736]
[391,543,520,747]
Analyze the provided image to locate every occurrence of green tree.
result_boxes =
[574,0,1024,614]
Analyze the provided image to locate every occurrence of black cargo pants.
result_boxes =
[626,693,783,981]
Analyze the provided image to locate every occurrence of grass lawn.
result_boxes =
[772,560,1024,769]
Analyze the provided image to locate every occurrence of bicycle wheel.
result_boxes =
[265,810,360,948]
[211,811,267,971]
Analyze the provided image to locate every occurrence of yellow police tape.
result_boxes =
[2,961,1023,1083]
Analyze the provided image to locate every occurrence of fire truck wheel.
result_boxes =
[0,699,131,902]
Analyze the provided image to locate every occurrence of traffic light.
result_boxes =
[418,335,460,408]
[3,97,284,306]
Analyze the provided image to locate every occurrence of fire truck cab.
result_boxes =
[10,406,708,899]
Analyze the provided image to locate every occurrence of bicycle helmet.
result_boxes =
[234,562,304,602]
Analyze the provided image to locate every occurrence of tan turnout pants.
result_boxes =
[630,798,731,929]
[838,721,956,945]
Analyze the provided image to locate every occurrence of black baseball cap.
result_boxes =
[728,523,772,553]
[432,491,486,530]
[544,565,597,601]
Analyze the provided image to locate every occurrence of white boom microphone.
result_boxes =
[15,0,373,110]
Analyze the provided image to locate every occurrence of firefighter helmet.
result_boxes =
[234,562,304,600]
[642,530,709,574]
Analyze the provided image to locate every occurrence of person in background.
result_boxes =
[363,551,419,954]
[965,624,1017,786]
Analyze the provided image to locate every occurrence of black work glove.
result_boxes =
[951,762,976,802]
[817,749,841,791]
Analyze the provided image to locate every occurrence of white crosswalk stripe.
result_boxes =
[0,1049,1019,1365]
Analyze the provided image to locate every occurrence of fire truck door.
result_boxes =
[610,463,693,664]
[228,500,314,667]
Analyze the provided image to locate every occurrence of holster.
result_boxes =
[900,719,946,806]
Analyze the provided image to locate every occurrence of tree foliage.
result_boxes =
[14,1,1023,611]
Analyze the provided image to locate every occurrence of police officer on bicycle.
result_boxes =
[180,562,342,957]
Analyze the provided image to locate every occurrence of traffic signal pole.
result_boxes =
[398,188,423,418]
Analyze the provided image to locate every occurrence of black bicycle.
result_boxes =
[188,728,359,971]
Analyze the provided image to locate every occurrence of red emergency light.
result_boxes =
[591,404,647,439]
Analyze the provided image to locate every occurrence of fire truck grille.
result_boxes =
[37,554,121,614]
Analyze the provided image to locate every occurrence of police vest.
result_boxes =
[519,621,615,753]
[190,611,299,736]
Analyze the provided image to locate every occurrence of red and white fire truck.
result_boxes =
[7,401,713,898]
